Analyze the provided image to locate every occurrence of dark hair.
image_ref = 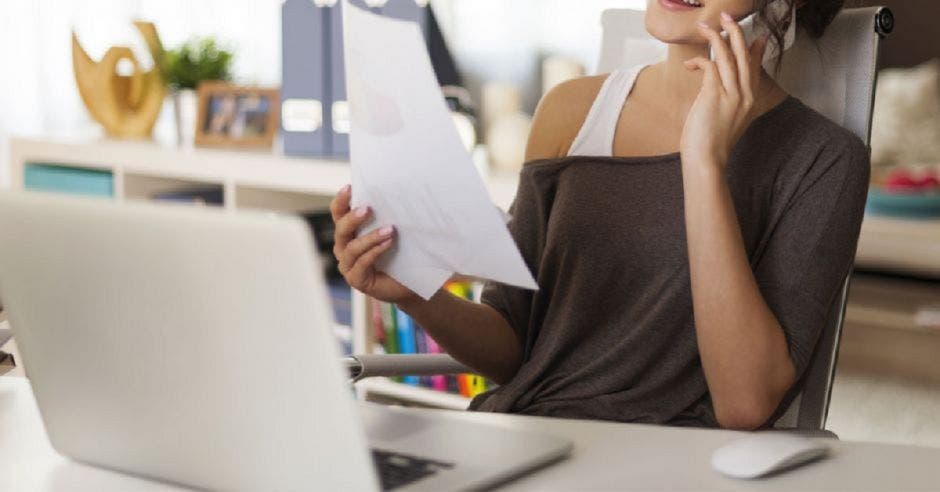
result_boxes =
[754,0,846,69]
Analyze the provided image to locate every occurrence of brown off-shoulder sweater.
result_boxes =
[469,96,871,427]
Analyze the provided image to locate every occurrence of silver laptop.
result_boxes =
[0,192,571,491]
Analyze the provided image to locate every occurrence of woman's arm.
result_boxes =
[680,15,795,430]
[331,77,601,384]
[682,166,796,430]
[330,187,522,384]
[396,289,523,384]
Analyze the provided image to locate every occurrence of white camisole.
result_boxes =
[567,64,647,158]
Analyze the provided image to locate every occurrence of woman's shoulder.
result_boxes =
[781,97,868,157]
[755,96,871,191]
[753,96,870,173]
[524,73,611,162]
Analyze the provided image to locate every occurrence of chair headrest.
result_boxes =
[597,7,887,143]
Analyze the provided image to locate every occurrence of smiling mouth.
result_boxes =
[664,0,704,8]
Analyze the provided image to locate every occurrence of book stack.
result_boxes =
[24,164,114,198]
[152,186,224,206]
[369,281,490,398]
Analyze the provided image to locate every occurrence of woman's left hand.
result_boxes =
[680,12,769,172]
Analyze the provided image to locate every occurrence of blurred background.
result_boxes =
[0,0,937,448]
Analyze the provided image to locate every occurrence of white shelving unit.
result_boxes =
[9,137,520,212]
[855,216,940,278]
[9,136,939,410]
[7,136,516,410]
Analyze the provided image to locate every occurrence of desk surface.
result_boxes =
[3,376,939,491]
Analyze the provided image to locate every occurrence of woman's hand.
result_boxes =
[330,185,419,304]
[680,12,769,172]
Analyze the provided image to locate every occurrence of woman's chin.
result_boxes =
[644,20,701,45]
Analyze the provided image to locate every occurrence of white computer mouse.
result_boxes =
[711,433,830,479]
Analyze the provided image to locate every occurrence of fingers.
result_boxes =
[345,237,395,288]
[339,225,396,275]
[696,21,737,97]
[328,182,398,289]
[329,184,351,223]
[719,12,753,108]
[334,203,371,252]
[683,57,721,94]
[750,34,770,74]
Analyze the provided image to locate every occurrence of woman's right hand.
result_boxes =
[330,184,418,304]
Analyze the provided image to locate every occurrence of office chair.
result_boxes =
[347,6,894,432]
[599,6,893,431]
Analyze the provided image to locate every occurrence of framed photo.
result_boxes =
[195,82,280,148]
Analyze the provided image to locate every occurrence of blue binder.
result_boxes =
[281,0,330,157]
[395,308,420,386]
[321,0,438,159]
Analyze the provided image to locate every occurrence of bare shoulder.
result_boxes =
[524,74,609,163]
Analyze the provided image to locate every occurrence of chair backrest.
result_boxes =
[597,7,892,430]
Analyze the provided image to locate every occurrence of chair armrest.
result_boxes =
[344,354,472,382]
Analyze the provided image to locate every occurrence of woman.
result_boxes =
[329,0,869,430]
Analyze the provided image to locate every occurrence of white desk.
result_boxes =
[3,376,939,491]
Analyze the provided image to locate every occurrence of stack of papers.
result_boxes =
[342,1,538,300]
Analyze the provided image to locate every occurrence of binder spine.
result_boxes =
[328,1,351,158]
[281,0,330,157]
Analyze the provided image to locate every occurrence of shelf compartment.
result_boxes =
[841,273,940,383]
[856,215,940,278]
[233,185,332,213]
[356,378,471,410]
[124,174,225,206]
[846,273,940,334]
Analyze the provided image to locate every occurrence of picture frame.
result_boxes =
[195,82,280,148]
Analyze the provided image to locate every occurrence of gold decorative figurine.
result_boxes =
[72,21,166,139]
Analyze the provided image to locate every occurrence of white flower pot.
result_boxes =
[172,89,198,147]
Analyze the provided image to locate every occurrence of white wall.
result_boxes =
[0,0,647,186]
[0,0,283,187]
[433,0,646,110]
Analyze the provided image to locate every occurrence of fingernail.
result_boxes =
[379,225,394,236]
[355,206,369,218]
[720,12,733,22]
[697,21,709,29]
[340,184,351,194]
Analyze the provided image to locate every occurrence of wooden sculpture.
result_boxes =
[72,21,166,139]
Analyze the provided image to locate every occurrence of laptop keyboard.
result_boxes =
[371,448,455,490]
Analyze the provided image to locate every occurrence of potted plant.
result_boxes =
[162,38,234,146]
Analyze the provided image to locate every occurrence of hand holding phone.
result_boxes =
[737,0,797,65]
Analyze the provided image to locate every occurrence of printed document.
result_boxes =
[342,1,538,299]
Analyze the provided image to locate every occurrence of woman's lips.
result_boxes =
[657,0,703,12]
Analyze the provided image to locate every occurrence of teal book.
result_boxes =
[24,164,113,197]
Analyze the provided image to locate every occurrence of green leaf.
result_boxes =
[162,37,234,90]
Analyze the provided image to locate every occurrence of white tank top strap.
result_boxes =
[567,64,646,158]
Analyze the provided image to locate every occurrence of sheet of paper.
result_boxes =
[342,1,538,300]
